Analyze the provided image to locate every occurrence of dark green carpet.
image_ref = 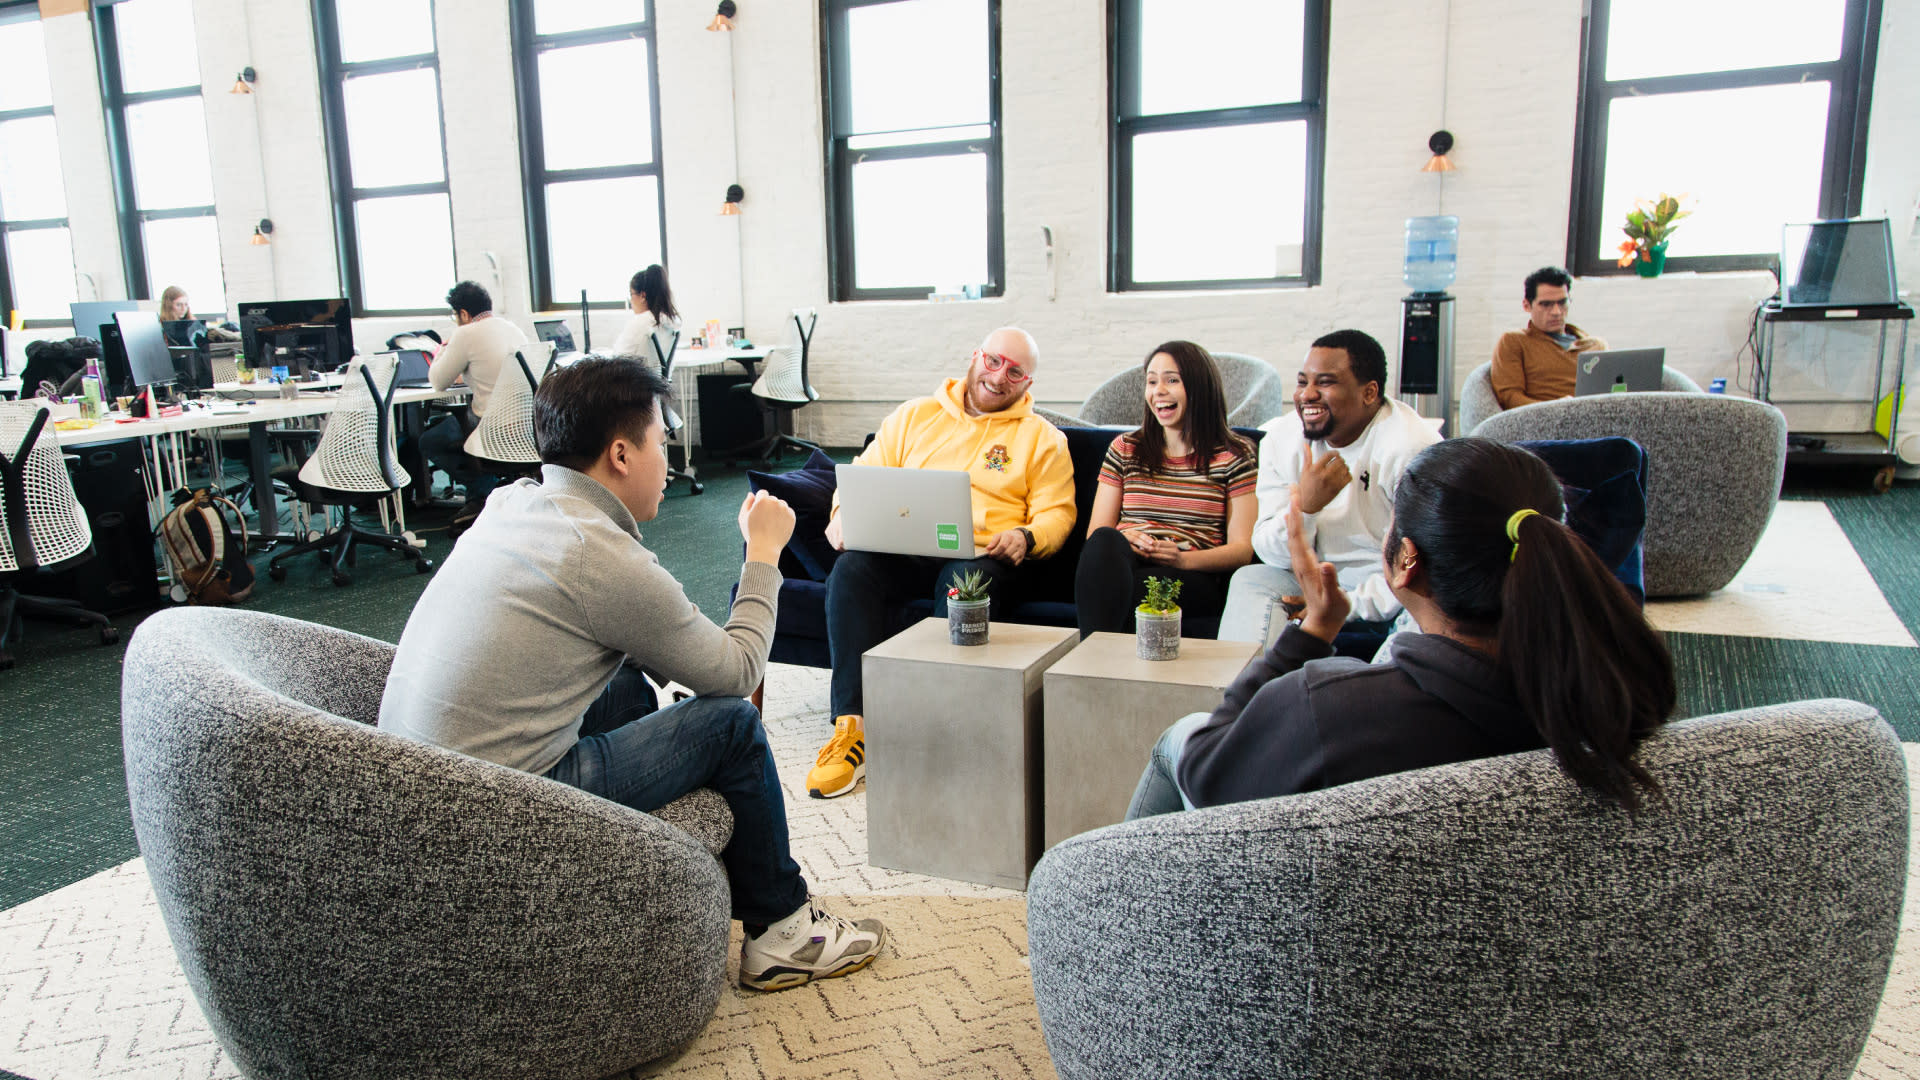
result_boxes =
[1,465,1916,913]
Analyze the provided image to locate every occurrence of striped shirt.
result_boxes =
[1098,432,1258,550]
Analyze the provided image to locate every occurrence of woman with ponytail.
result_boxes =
[611,264,680,365]
[1126,437,1673,818]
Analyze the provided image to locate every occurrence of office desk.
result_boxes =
[59,384,465,538]
[669,347,763,450]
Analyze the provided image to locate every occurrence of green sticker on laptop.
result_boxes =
[935,523,961,551]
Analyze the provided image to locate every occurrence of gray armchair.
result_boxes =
[1028,701,1908,1080]
[1474,391,1786,596]
[122,607,735,1080]
[1459,359,1704,435]
[1070,351,1290,428]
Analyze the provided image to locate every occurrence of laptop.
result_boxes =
[1779,219,1899,308]
[393,348,433,388]
[835,465,980,558]
[1574,348,1664,396]
[535,319,577,357]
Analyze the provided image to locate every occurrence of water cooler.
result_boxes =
[1399,215,1457,434]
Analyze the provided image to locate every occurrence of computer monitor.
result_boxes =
[167,344,216,392]
[161,318,207,349]
[117,311,176,390]
[70,300,138,341]
[238,298,355,374]
[1781,219,1899,308]
[98,323,136,399]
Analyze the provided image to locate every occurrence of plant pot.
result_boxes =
[1135,609,1181,661]
[1635,241,1668,278]
[948,597,990,646]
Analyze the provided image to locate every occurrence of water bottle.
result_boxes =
[1403,215,1459,293]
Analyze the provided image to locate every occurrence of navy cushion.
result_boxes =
[1516,437,1648,606]
[747,449,841,579]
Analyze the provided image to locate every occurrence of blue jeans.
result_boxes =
[825,549,1026,720]
[1125,711,1212,820]
[543,667,810,926]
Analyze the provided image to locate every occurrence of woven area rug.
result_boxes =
[1,669,1914,1079]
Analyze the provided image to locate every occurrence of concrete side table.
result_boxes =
[1042,633,1260,848]
[864,619,1080,889]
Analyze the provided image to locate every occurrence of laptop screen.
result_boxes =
[535,319,577,354]
[1780,219,1898,307]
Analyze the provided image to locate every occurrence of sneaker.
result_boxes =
[740,899,886,992]
[807,714,865,799]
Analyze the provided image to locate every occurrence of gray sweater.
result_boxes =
[378,464,780,775]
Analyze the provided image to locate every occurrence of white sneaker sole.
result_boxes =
[740,948,879,993]
[808,761,865,799]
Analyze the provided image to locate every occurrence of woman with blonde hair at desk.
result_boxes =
[157,285,241,346]
[612,264,680,367]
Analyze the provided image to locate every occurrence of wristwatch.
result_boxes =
[1015,527,1036,554]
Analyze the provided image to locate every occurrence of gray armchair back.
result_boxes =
[1028,701,1908,1080]
[1474,391,1786,596]
[1078,351,1290,428]
[122,607,735,1080]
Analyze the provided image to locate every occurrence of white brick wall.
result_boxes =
[26,0,1916,438]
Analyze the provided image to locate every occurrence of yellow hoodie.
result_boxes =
[831,378,1077,556]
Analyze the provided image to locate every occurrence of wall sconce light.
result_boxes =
[231,67,256,95]
[250,219,274,246]
[1421,130,1456,172]
[720,184,744,215]
[707,1,736,31]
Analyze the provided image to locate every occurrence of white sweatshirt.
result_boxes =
[612,311,680,371]
[1250,397,1441,621]
[429,313,528,418]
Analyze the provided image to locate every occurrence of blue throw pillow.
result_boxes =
[1516,438,1647,606]
[747,448,841,580]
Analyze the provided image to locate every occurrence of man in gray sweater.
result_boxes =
[380,356,885,993]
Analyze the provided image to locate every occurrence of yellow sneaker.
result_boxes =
[807,714,865,799]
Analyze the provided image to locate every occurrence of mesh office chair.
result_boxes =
[0,403,117,669]
[650,329,703,496]
[267,354,433,587]
[448,348,545,540]
[735,309,821,465]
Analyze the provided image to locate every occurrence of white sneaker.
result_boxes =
[740,899,886,992]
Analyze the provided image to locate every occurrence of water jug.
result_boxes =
[1403,215,1459,293]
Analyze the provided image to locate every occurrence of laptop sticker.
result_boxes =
[936,523,962,551]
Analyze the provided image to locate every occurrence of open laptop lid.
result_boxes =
[1780,219,1899,308]
[393,349,433,387]
[535,319,577,355]
[1575,348,1665,395]
[835,465,980,558]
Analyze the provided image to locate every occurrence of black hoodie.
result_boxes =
[1177,624,1545,809]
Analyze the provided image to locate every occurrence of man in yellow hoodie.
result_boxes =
[807,326,1076,798]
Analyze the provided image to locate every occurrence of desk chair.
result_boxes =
[0,403,118,669]
[449,349,545,539]
[267,354,433,587]
[733,309,821,465]
[651,330,703,495]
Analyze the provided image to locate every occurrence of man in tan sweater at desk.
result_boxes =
[1490,266,1607,409]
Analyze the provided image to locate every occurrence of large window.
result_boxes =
[313,0,455,314]
[0,6,79,325]
[95,0,227,313]
[1110,0,1327,291]
[823,0,1003,302]
[510,0,665,310]
[1569,0,1881,275]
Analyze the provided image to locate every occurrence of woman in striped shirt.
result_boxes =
[1076,341,1259,637]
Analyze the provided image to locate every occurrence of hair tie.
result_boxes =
[1506,508,1541,562]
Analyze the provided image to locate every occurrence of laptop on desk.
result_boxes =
[836,465,980,558]
[1574,348,1665,396]
[394,349,434,388]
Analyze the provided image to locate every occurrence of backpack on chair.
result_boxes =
[160,488,256,604]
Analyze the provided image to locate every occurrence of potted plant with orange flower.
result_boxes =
[1616,193,1692,278]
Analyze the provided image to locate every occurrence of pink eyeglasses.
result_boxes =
[977,350,1032,385]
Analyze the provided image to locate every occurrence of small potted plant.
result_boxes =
[1616,192,1692,278]
[947,569,991,646]
[1136,576,1182,661]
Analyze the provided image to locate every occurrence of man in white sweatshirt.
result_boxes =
[1216,329,1441,648]
[421,280,528,523]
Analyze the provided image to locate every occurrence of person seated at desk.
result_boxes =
[158,285,240,347]
[612,263,679,365]
[1125,437,1674,819]
[1217,329,1441,650]
[1075,340,1257,638]
[1489,266,1607,409]
[811,327,1076,800]
[422,280,529,526]
[379,356,886,992]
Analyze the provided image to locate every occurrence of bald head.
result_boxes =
[979,326,1039,373]
[963,326,1039,415]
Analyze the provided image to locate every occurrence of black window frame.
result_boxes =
[94,0,221,307]
[311,0,457,317]
[0,1,74,328]
[1567,0,1881,277]
[1108,0,1328,293]
[822,0,1005,303]
[508,0,666,314]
